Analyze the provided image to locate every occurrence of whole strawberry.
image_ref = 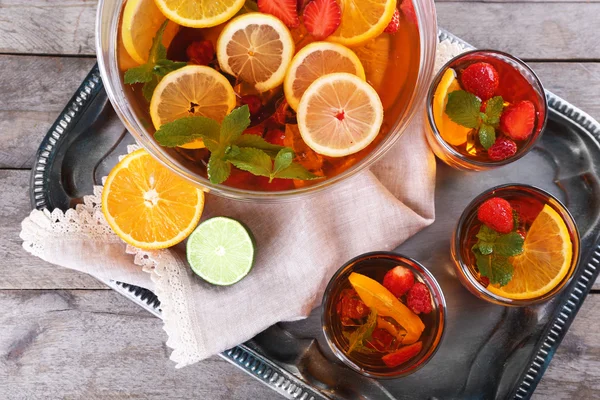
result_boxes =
[500,100,536,140]
[477,197,514,234]
[382,266,414,297]
[384,9,400,34]
[461,62,499,101]
[406,282,432,314]
[488,137,517,161]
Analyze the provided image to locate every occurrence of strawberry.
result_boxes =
[400,0,417,26]
[381,342,423,368]
[460,62,499,101]
[186,40,215,66]
[258,0,300,28]
[336,288,370,322]
[240,95,262,117]
[264,128,286,146]
[303,0,341,40]
[382,266,414,297]
[406,282,432,314]
[487,137,517,161]
[477,197,514,234]
[500,100,536,140]
[367,328,395,352]
[384,9,400,34]
[479,276,490,287]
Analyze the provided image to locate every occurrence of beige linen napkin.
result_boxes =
[20,39,466,368]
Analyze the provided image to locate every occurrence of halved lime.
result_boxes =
[186,217,255,285]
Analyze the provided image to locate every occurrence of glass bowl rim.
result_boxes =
[95,0,438,202]
[426,49,549,169]
[321,251,447,379]
[453,183,581,306]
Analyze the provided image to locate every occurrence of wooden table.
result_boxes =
[2,1,600,398]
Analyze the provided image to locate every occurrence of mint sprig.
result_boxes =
[347,309,378,354]
[154,105,324,184]
[124,21,187,101]
[445,91,505,150]
[471,225,524,286]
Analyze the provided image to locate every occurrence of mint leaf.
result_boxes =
[220,105,251,145]
[234,134,284,158]
[479,123,496,150]
[142,75,159,101]
[445,90,481,129]
[124,64,154,84]
[494,232,525,257]
[474,249,513,286]
[475,225,500,255]
[149,20,168,63]
[207,155,231,184]
[228,148,273,178]
[272,148,294,179]
[484,96,504,126]
[153,59,187,77]
[348,309,377,354]
[154,116,220,147]
[273,162,322,181]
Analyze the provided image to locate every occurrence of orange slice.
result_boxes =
[488,205,574,299]
[217,13,295,92]
[433,68,471,146]
[296,72,384,157]
[349,272,425,344]
[102,149,205,250]
[327,0,398,47]
[154,0,245,28]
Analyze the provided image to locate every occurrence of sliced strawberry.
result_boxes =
[303,0,341,40]
[264,128,286,146]
[499,100,536,141]
[258,0,300,28]
[381,342,423,368]
[384,9,400,34]
[382,266,414,297]
[400,0,417,26]
[186,40,215,66]
[366,328,395,352]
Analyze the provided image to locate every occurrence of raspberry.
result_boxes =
[382,266,414,297]
[186,40,215,66]
[477,197,514,234]
[381,341,423,368]
[406,282,432,314]
[460,62,499,101]
[500,100,536,140]
[240,95,262,116]
[384,9,400,34]
[488,137,517,161]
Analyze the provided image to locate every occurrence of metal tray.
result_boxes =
[30,30,600,400]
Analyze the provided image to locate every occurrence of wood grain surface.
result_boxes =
[1,0,599,399]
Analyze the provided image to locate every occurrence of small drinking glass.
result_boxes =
[322,252,446,378]
[452,184,580,306]
[425,50,548,171]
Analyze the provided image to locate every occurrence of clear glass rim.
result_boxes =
[426,49,549,169]
[453,183,581,306]
[95,0,438,202]
[321,251,447,379]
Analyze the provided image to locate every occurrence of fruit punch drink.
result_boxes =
[322,252,445,378]
[116,0,423,192]
[426,50,547,171]
[452,185,580,306]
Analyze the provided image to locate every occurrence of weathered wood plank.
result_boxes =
[0,289,279,399]
[0,288,597,399]
[1,1,600,59]
[0,55,96,169]
[437,2,600,60]
[0,170,107,289]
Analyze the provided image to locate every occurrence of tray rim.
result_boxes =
[28,28,600,400]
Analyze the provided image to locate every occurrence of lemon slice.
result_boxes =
[121,0,179,65]
[433,68,471,146]
[488,205,574,300]
[217,13,295,92]
[149,65,237,132]
[154,0,245,28]
[284,41,365,111]
[102,149,205,250]
[297,72,384,157]
[327,0,398,47]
